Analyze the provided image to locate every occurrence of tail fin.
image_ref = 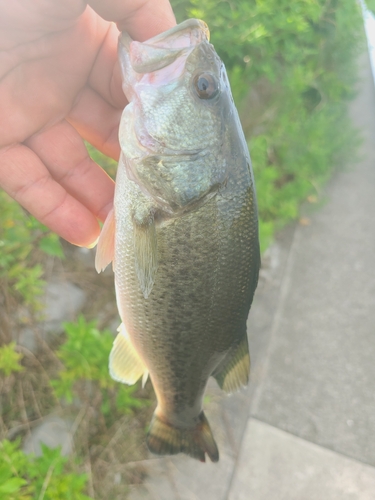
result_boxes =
[146,412,219,463]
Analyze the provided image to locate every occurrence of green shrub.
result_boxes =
[0,191,64,312]
[0,439,32,500]
[0,342,24,377]
[0,439,91,500]
[366,0,375,14]
[250,97,359,249]
[86,143,117,180]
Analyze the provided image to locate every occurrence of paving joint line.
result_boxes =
[249,415,375,471]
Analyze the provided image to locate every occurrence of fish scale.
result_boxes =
[95,19,260,463]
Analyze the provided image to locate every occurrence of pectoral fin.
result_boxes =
[212,335,250,394]
[133,213,158,299]
[109,323,148,385]
[95,208,115,273]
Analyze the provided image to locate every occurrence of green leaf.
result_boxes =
[116,385,149,414]
[0,477,28,494]
[0,343,24,376]
[39,235,65,258]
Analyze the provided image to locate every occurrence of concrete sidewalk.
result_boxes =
[128,48,375,500]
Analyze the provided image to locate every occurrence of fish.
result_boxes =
[95,19,260,463]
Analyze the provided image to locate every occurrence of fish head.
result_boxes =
[118,19,236,212]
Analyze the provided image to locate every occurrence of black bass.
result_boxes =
[95,19,260,463]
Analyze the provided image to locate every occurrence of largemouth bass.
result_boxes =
[95,19,260,463]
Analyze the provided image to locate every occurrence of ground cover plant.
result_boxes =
[0,0,365,497]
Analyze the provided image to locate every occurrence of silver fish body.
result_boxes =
[96,19,260,463]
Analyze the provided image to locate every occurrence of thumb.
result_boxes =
[88,0,176,41]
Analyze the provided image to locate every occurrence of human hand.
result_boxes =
[0,0,175,247]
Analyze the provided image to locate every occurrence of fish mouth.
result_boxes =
[119,19,210,75]
[120,19,209,52]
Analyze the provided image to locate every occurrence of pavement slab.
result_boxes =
[250,48,375,466]
[229,419,375,500]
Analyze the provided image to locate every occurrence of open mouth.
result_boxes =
[119,19,210,77]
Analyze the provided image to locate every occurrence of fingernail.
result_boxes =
[86,237,99,249]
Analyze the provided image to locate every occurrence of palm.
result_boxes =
[0,0,175,246]
[1,6,120,145]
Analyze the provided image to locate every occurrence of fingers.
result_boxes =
[88,0,176,40]
[68,85,122,160]
[25,120,115,222]
[0,9,108,148]
[0,0,177,249]
[0,143,102,247]
[0,116,117,248]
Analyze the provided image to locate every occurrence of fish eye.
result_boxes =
[193,73,219,100]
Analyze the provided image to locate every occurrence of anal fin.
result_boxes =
[109,323,148,385]
[212,335,250,394]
